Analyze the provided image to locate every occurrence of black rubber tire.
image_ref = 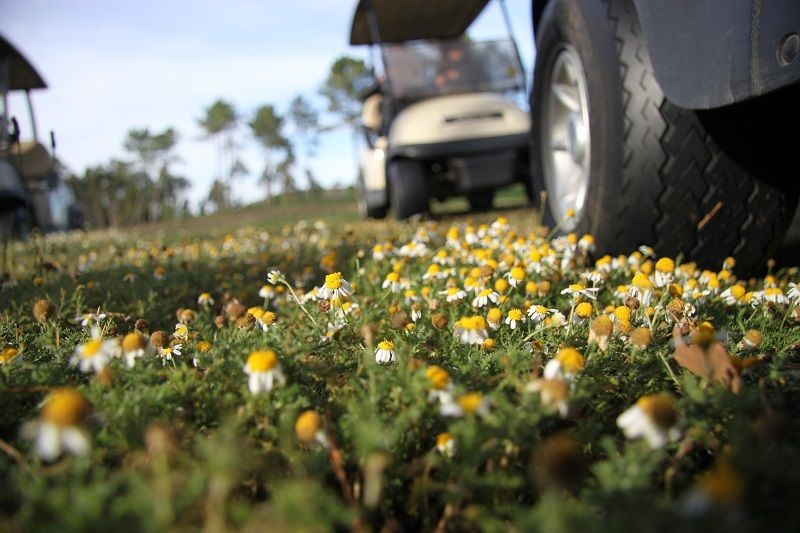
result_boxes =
[356,173,387,220]
[467,190,495,212]
[530,0,798,274]
[388,159,429,219]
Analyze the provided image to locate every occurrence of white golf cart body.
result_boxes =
[351,0,530,218]
[1,34,82,237]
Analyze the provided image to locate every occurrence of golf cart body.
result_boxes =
[351,0,530,218]
[1,34,82,237]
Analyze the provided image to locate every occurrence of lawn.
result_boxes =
[1,193,799,531]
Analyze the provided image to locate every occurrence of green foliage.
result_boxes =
[320,56,373,128]
[1,209,799,530]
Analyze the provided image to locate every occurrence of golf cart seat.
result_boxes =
[13,140,52,179]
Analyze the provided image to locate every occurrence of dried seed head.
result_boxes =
[431,312,449,330]
[33,299,56,323]
[214,315,226,328]
[629,327,653,349]
[391,311,410,330]
[134,319,149,333]
[150,331,168,348]
[625,296,640,310]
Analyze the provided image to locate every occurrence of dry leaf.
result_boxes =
[672,326,741,393]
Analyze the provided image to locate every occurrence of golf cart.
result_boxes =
[0,34,83,240]
[351,0,531,219]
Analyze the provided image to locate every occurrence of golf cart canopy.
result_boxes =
[349,0,490,45]
[0,35,47,91]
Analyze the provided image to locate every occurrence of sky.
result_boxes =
[1,0,535,209]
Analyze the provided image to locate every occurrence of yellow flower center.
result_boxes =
[1,347,19,363]
[575,302,593,319]
[568,283,584,292]
[386,272,400,283]
[261,311,277,325]
[295,410,322,443]
[122,333,147,352]
[457,392,484,414]
[655,257,675,273]
[377,340,394,351]
[426,366,450,389]
[436,432,454,447]
[614,306,631,322]
[730,285,746,299]
[487,308,502,323]
[197,341,212,352]
[247,350,278,372]
[510,267,525,281]
[632,273,653,290]
[324,272,343,290]
[41,388,89,427]
[557,348,585,373]
[508,308,523,321]
[82,339,103,358]
[478,289,493,298]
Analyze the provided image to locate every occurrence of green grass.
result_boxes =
[1,202,799,531]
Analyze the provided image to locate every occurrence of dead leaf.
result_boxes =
[672,326,741,393]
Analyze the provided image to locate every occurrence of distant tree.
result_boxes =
[206,179,231,212]
[320,56,373,129]
[122,127,179,223]
[287,94,320,191]
[249,104,292,203]
[198,99,239,208]
[305,169,323,197]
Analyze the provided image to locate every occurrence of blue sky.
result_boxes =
[2,0,534,208]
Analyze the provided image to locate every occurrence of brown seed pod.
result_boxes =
[33,299,56,323]
[134,319,149,333]
[431,312,449,330]
[391,311,410,330]
[150,331,168,348]
[214,315,226,329]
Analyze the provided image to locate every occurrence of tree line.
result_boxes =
[69,55,372,229]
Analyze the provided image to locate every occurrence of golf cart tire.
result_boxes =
[531,0,798,274]
[467,190,495,212]
[389,159,429,219]
[357,173,388,220]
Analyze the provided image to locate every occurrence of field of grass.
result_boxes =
[1,193,800,531]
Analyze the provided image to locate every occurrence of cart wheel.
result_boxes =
[357,172,387,220]
[388,159,429,219]
[467,190,495,212]
[530,0,797,274]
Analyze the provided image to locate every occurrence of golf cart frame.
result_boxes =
[351,0,531,219]
[1,34,82,240]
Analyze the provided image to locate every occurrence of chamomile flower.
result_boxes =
[526,378,569,417]
[267,269,282,284]
[258,285,276,300]
[70,326,116,373]
[173,323,189,341]
[440,392,490,418]
[629,273,655,306]
[198,292,215,306]
[382,272,406,293]
[295,410,329,447]
[543,348,585,382]
[158,343,182,364]
[471,288,499,308]
[374,340,396,364]
[243,350,285,394]
[317,272,352,301]
[453,316,489,345]
[486,307,503,330]
[504,308,525,329]
[616,393,680,449]
[120,332,151,369]
[505,266,526,287]
[439,286,467,303]
[763,287,789,305]
[788,282,800,305]
[435,432,456,457]
[527,305,553,324]
[23,388,91,461]
[654,257,675,287]
[76,310,107,327]
[720,284,746,306]
[257,310,278,331]
[560,283,599,301]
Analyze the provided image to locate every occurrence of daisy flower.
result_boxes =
[763,287,789,305]
[258,285,276,300]
[486,307,503,330]
[616,393,680,449]
[628,273,655,306]
[23,388,91,461]
[440,392,490,418]
[543,347,585,382]
[70,326,116,373]
[787,282,800,305]
[471,288,499,308]
[198,292,215,306]
[527,305,554,324]
[374,340,396,364]
[317,272,352,301]
[267,270,282,284]
[504,308,525,329]
[560,283,599,301]
[654,257,675,287]
[382,272,405,293]
[426,365,454,403]
[453,316,489,345]
[526,378,569,417]
[243,350,285,394]
[435,432,456,457]
[257,310,278,332]
[295,410,329,447]
[719,284,746,305]
[174,323,189,341]
[76,309,107,327]
[439,286,467,303]
[158,343,182,364]
[120,332,151,369]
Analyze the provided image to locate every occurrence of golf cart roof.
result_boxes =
[0,34,47,91]
[349,0,490,45]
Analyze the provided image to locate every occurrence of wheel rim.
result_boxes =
[540,45,591,231]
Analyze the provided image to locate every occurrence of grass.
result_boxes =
[1,195,799,531]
